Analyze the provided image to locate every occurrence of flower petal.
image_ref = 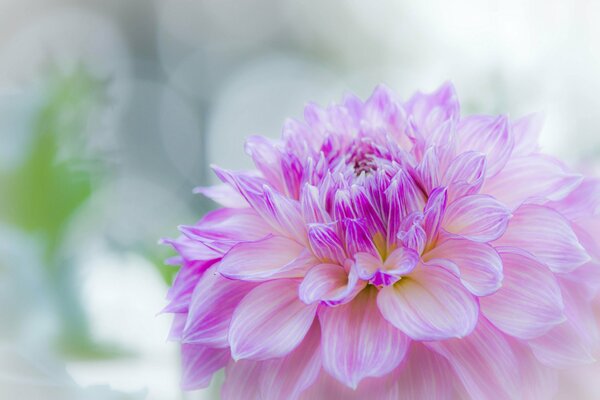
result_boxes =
[482,154,583,209]
[511,113,543,156]
[442,194,511,242]
[222,322,322,400]
[426,318,521,400]
[377,266,479,340]
[193,184,248,208]
[480,248,565,339]
[457,115,513,177]
[299,263,348,304]
[229,279,318,361]
[443,150,486,201]
[494,204,590,273]
[319,287,409,389]
[218,235,307,281]
[422,238,502,296]
[183,267,256,347]
[181,344,229,390]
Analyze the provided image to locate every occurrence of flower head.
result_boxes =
[163,83,600,399]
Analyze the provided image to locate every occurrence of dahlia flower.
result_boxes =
[163,83,600,399]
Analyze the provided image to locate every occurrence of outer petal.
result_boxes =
[422,238,503,296]
[377,266,479,340]
[480,248,565,339]
[193,184,248,208]
[228,279,318,361]
[457,115,513,177]
[511,113,543,156]
[482,154,583,209]
[443,150,486,201]
[528,276,599,368]
[426,318,521,400]
[183,267,256,347]
[319,287,409,389]
[442,194,511,242]
[222,322,322,400]
[300,345,453,400]
[494,204,590,273]
[218,235,307,280]
[181,344,229,390]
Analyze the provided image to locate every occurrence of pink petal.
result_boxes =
[404,82,459,140]
[480,248,565,339]
[222,322,322,400]
[183,266,256,347]
[244,135,284,192]
[511,113,543,156]
[218,235,307,281]
[228,279,318,361]
[300,184,331,224]
[457,115,513,177]
[307,223,346,265]
[179,208,271,245]
[494,204,590,273]
[262,185,307,244]
[422,187,447,241]
[301,344,453,400]
[181,344,229,390]
[547,178,600,220]
[482,154,583,209]
[422,238,502,296]
[442,194,511,242]
[193,184,247,208]
[443,150,486,201]
[377,266,479,340]
[393,343,454,400]
[528,276,599,368]
[319,287,409,389]
[299,263,348,304]
[426,318,521,400]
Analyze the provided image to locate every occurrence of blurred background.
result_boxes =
[1,0,600,399]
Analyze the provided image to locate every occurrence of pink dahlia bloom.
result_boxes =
[163,83,600,399]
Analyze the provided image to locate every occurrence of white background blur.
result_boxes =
[1,1,599,399]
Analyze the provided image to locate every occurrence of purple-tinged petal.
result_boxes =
[179,208,271,245]
[396,212,426,254]
[350,185,385,235]
[494,204,590,273]
[443,150,486,200]
[319,287,409,389]
[342,218,377,256]
[163,259,216,313]
[161,236,221,262]
[168,313,187,341]
[386,170,427,247]
[457,115,513,177]
[482,154,583,209]
[426,318,521,400]
[404,82,459,140]
[300,184,331,224]
[528,276,599,368]
[181,344,229,390]
[257,321,322,400]
[393,343,454,400]
[193,184,247,208]
[377,266,478,340]
[422,187,447,242]
[307,223,346,265]
[332,189,356,221]
[353,252,382,281]
[245,135,284,191]
[511,113,544,156]
[546,178,600,220]
[212,166,268,210]
[383,246,419,276]
[480,247,565,339]
[222,322,322,400]
[442,194,511,243]
[415,146,441,194]
[301,344,453,400]
[183,266,256,347]
[262,185,307,244]
[422,238,502,296]
[219,235,308,281]
[299,263,348,304]
[229,280,318,361]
